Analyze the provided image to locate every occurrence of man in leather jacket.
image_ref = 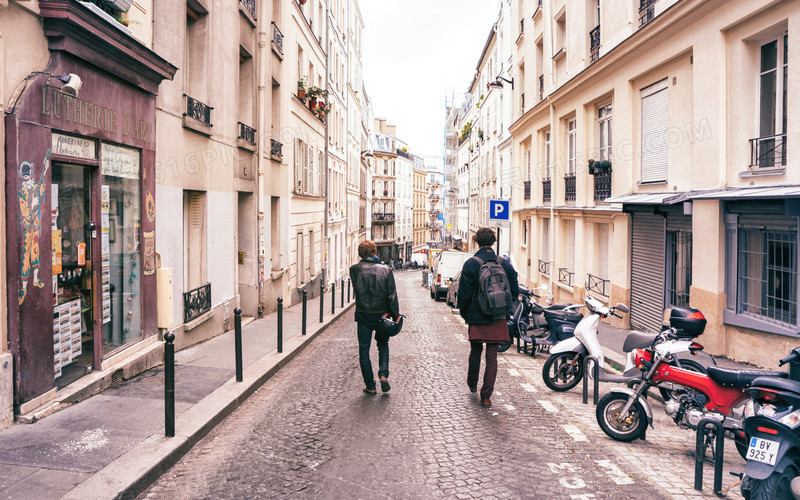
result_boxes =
[349,240,400,394]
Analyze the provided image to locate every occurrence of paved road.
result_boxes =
[142,272,743,499]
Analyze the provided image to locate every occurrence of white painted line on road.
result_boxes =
[504,404,516,411]
[507,368,521,377]
[562,425,589,442]
[595,460,634,485]
[539,400,558,413]
[519,382,537,393]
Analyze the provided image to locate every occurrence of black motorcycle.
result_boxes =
[498,286,582,355]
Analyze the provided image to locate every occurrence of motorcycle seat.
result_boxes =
[748,375,800,395]
[622,331,658,352]
[706,366,787,388]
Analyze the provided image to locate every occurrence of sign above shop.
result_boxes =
[101,143,140,179]
[51,133,96,160]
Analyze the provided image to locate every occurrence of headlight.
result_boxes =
[743,400,756,419]
[778,409,800,429]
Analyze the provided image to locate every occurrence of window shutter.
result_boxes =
[307,145,313,195]
[295,139,301,192]
[641,81,669,183]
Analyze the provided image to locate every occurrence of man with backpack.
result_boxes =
[457,227,519,408]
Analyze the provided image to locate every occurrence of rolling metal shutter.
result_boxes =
[630,213,666,332]
[640,81,669,183]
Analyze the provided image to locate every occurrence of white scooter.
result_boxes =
[541,295,715,399]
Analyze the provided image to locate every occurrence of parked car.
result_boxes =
[446,271,461,307]
[430,250,472,301]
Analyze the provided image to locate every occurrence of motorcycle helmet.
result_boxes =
[377,315,404,337]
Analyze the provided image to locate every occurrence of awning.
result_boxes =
[688,185,800,200]
[604,192,689,205]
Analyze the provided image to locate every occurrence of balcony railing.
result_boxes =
[185,95,212,126]
[590,25,601,62]
[542,179,551,203]
[240,0,256,19]
[587,273,610,297]
[521,92,525,113]
[750,133,787,169]
[183,283,211,323]
[524,180,531,200]
[538,259,550,275]
[558,268,574,287]
[271,138,283,158]
[238,122,256,145]
[372,212,395,222]
[396,149,411,159]
[639,0,655,27]
[271,22,284,55]
[520,18,524,35]
[593,171,611,202]
[564,174,576,202]
[539,74,544,102]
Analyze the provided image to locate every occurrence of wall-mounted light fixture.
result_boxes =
[7,72,83,115]
[487,76,514,90]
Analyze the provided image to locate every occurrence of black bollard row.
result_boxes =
[319,280,324,323]
[164,331,175,437]
[331,281,336,315]
[341,278,344,308]
[347,278,351,303]
[302,290,308,335]
[234,308,243,382]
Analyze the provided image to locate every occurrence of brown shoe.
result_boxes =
[363,387,377,395]
[481,398,491,407]
[467,379,477,393]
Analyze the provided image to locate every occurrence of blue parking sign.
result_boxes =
[488,200,510,221]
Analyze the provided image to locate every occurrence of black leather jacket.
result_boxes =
[349,257,400,318]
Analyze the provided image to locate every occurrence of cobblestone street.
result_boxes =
[141,272,745,499]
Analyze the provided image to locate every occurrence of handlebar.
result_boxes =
[610,311,623,319]
[779,350,800,366]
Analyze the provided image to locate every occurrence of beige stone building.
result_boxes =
[412,166,427,252]
[509,0,799,366]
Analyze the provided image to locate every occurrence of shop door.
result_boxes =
[629,213,666,332]
[52,163,95,388]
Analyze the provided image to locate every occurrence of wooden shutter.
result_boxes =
[641,80,669,183]
[294,139,301,193]
[186,191,204,289]
[307,145,314,195]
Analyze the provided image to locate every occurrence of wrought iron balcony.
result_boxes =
[639,0,655,27]
[590,25,600,62]
[238,122,256,145]
[271,138,283,158]
[558,268,574,287]
[539,74,544,101]
[587,273,610,297]
[521,92,525,113]
[185,95,212,126]
[542,179,551,203]
[538,259,550,275]
[564,174,576,202]
[520,18,524,35]
[396,148,411,159]
[524,180,531,200]
[240,0,255,19]
[372,212,395,222]
[184,283,211,323]
[750,133,786,169]
[271,22,284,55]
[593,171,611,202]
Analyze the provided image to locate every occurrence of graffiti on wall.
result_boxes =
[18,151,51,304]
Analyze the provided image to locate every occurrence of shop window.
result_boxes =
[666,230,692,307]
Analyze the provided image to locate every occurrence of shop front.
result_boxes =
[5,1,175,410]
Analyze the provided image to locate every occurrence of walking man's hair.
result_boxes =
[358,240,378,259]
[473,227,496,248]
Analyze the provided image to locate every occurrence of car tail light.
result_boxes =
[436,274,441,285]
[687,311,706,320]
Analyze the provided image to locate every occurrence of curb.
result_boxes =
[63,302,355,500]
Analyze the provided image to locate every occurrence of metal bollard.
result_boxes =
[277,297,283,354]
[694,418,725,494]
[302,290,307,335]
[331,281,336,315]
[347,279,351,303]
[582,356,600,406]
[234,308,243,382]
[319,280,324,323]
[164,331,175,437]
[341,278,345,308]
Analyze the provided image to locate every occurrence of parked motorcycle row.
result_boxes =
[439,281,800,499]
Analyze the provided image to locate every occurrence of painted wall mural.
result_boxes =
[18,150,51,304]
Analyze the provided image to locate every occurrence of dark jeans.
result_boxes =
[467,341,498,400]
[357,321,389,389]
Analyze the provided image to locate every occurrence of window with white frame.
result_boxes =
[294,138,318,196]
[640,80,669,183]
[541,217,550,274]
[598,103,612,161]
[526,147,532,181]
[544,130,552,179]
[754,32,788,169]
[567,119,576,175]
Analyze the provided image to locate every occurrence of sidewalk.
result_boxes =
[0,290,355,500]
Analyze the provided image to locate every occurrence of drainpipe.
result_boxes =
[256,19,267,313]
[322,8,330,289]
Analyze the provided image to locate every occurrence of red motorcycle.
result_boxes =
[596,327,787,456]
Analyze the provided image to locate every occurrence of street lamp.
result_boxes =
[487,76,514,90]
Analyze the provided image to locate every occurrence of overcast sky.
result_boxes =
[359,0,500,165]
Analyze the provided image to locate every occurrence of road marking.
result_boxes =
[520,383,537,393]
[595,460,634,485]
[507,368,521,377]
[562,425,589,442]
[504,404,516,411]
[539,400,557,413]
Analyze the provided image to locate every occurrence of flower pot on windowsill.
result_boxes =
[298,87,306,99]
[588,160,611,175]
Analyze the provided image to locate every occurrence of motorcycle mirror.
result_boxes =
[540,283,548,292]
[614,303,630,313]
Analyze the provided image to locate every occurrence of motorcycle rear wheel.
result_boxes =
[542,352,584,391]
[596,392,648,442]
[657,358,707,401]
[741,464,797,500]
[497,341,512,353]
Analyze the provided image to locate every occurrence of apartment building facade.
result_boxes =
[412,166,427,253]
[371,119,398,263]
[509,0,799,366]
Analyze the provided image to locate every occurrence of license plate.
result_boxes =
[747,437,780,465]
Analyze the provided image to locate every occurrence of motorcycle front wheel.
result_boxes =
[497,341,513,353]
[741,465,797,500]
[542,352,584,391]
[596,392,648,442]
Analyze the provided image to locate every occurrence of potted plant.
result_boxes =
[588,159,611,175]
[308,86,322,109]
[478,128,484,140]
[297,76,308,98]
